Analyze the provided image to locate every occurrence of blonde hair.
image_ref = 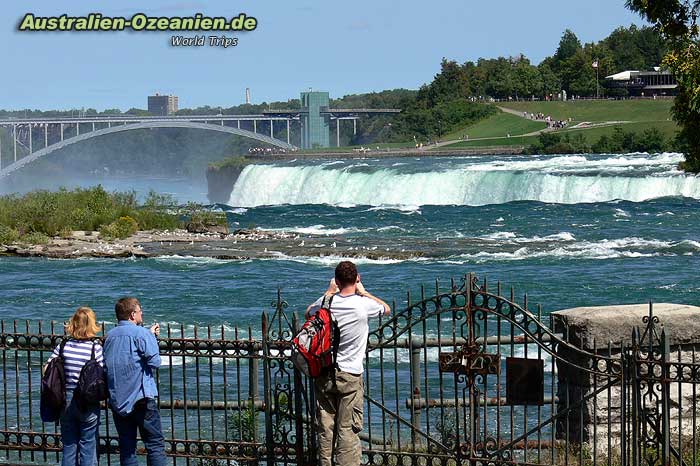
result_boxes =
[65,307,101,340]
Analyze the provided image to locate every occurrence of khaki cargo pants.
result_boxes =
[313,370,364,466]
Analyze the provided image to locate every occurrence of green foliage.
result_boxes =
[20,231,50,245]
[0,225,20,245]
[393,100,497,140]
[228,401,257,442]
[554,29,582,64]
[0,186,181,239]
[208,156,250,172]
[99,216,139,240]
[528,126,671,155]
[626,0,700,172]
[132,191,180,231]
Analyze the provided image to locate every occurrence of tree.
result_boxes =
[513,57,544,99]
[538,63,561,99]
[626,0,700,172]
[553,30,582,68]
[416,59,471,107]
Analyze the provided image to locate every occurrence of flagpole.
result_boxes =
[595,58,599,99]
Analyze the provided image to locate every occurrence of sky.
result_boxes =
[1,1,648,111]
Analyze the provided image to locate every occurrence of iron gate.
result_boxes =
[1,274,699,466]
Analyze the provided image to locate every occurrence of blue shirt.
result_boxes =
[104,320,161,415]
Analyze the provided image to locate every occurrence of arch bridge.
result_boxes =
[0,115,298,179]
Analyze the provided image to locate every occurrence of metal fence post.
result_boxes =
[262,312,274,466]
[292,312,306,465]
[249,351,259,443]
[660,329,671,466]
[410,343,422,446]
[630,328,640,466]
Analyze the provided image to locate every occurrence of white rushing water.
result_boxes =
[228,153,700,207]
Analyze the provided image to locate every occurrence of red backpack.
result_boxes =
[291,295,340,378]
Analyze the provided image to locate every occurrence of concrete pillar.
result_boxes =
[13,125,17,162]
[76,122,80,136]
[287,119,290,144]
[353,118,357,136]
[336,119,340,147]
[0,131,3,170]
[29,124,32,154]
[552,303,700,445]
[45,124,48,148]
[221,119,224,126]
[92,122,95,132]
[237,119,240,129]
[60,123,64,141]
[253,120,257,134]
[108,121,111,128]
[270,119,273,138]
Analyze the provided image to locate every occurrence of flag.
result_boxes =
[592,60,599,69]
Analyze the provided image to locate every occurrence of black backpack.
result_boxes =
[75,341,108,411]
[40,339,68,423]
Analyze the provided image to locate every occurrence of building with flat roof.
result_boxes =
[148,94,179,116]
[300,91,330,149]
[604,69,677,96]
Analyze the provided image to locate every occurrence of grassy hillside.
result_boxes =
[499,99,673,123]
[441,100,677,150]
[445,120,678,149]
[442,111,546,140]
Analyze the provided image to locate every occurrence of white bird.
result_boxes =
[331,242,336,248]
[298,240,305,247]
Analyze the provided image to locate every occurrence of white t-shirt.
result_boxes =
[310,293,384,375]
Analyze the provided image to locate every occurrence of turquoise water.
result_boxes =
[1,153,699,328]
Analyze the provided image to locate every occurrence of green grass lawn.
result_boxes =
[443,135,539,148]
[499,99,673,123]
[442,111,546,140]
[442,120,678,149]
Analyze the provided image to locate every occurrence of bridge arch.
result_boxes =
[0,121,296,178]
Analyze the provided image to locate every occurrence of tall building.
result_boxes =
[300,91,330,149]
[245,88,251,104]
[148,93,179,116]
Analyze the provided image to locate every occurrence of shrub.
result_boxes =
[99,216,138,240]
[20,232,50,245]
[0,225,20,245]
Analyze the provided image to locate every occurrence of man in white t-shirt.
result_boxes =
[306,261,390,466]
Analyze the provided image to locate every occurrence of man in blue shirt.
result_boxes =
[104,297,166,466]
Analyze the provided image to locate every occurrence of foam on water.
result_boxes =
[259,225,369,236]
[228,153,700,207]
[446,237,700,263]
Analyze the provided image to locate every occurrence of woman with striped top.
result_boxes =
[47,307,104,466]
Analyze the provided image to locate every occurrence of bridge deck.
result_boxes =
[0,115,296,125]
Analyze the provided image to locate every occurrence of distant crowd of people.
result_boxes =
[524,112,571,129]
[248,147,298,155]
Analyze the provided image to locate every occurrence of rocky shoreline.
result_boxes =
[0,229,424,261]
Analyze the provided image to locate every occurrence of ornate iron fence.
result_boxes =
[1,274,699,466]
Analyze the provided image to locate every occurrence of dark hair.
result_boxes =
[115,297,140,321]
[335,261,358,289]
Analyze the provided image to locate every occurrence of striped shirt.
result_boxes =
[48,339,104,391]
